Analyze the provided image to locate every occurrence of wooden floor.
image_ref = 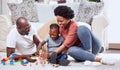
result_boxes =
[105,49,120,53]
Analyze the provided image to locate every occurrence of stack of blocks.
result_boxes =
[9,53,15,65]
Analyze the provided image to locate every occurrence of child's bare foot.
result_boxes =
[53,64,59,67]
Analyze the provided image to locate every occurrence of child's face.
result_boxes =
[49,28,59,40]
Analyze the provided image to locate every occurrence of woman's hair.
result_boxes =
[54,5,74,19]
[50,23,59,30]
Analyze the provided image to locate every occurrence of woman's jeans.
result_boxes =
[68,26,102,61]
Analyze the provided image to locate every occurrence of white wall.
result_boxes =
[104,0,120,43]
[1,0,9,15]
[0,0,2,14]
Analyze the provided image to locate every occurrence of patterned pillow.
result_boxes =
[8,0,39,24]
[75,1,104,25]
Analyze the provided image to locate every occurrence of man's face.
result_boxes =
[17,19,31,35]
[19,24,31,35]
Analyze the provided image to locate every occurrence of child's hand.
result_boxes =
[46,52,51,58]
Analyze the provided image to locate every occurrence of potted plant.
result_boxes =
[88,0,101,2]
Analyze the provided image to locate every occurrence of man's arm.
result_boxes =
[6,47,29,58]
[6,47,15,57]
[6,47,36,62]
[36,41,46,55]
[33,35,40,47]
[37,41,46,50]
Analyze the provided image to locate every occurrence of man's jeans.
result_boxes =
[68,26,102,61]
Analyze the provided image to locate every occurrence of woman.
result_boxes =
[51,5,114,65]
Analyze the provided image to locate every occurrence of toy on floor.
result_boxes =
[0,53,29,66]
[21,59,29,66]
[38,49,48,67]
[9,53,15,65]
[1,53,15,65]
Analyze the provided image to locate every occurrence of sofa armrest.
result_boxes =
[91,14,109,29]
[0,15,13,52]
[0,15,12,26]
[91,14,109,49]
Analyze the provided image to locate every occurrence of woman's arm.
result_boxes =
[63,23,78,48]
[54,44,66,54]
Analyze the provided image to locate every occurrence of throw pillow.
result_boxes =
[75,1,104,25]
[8,0,39,24]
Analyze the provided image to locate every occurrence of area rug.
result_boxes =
[0,52,120,70]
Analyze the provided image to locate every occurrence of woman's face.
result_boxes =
[56,16,70,27]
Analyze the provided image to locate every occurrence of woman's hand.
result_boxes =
[63,48,68,54]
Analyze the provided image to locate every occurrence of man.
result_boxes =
[6,17,40,62]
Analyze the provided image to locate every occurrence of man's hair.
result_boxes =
[50,23,59,30]
[16,17,27,26]
[54,5,74,19]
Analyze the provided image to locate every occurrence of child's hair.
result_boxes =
[50,23,59,30]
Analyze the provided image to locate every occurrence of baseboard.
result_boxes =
[109,43,120,50]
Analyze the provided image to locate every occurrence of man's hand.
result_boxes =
[24,55,37,63]
[35,49,40,56]
[14,54,37,63]
[6,47,15,57]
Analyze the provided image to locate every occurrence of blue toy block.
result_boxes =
[21,61,29,65]
[2,62,6,65]
[10,61,14,65]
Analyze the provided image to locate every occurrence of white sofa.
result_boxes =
[34,2,109,49]
[0,2,109,52]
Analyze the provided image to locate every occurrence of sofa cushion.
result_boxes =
[75,1,104,25]
[91,14,109,48]
[37,18,57,40]
[8,0,39,24]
